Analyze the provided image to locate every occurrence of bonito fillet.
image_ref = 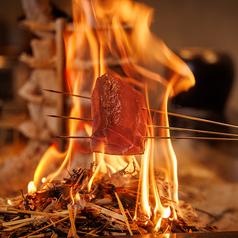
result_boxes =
[91,74,147,155]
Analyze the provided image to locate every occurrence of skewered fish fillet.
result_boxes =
[91,74,147,155]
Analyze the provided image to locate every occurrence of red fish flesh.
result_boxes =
[91,74,147,155]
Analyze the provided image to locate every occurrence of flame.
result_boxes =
[75,192,81,203]
[30,144,67,190]
[29,0,195,231]
[28,181,36,194]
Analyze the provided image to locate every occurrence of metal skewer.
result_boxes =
[49,115,238,138]
[54,135,91,139]
[48,115,93,121]
[145,108,238,130]
[45,89,238,131]
[148,125,238,138]
[44,89,91,100]
[145,136,238,141]
[54,135,238,141]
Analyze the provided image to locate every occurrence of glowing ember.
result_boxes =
[27,0,195,233]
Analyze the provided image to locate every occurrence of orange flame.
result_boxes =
[29,0,195,231]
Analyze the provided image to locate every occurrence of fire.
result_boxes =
[29,0,195,232]
[28,181,36,194]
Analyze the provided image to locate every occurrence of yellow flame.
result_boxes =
[88,153,105,191]
[155,218,162,232]
[28,181,36,194]
[7,199,12,206]
[85,123,92,136]
[75,192,81,202]
[32,144,66,189]
[29,0,195,231]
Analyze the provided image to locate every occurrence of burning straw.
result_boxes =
[0,162,217,237]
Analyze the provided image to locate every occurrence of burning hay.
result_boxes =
[0,162,216,238]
